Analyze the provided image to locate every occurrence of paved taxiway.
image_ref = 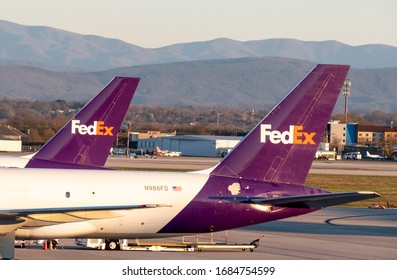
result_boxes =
[105,155,397,176]
[13,157,397,260]
[15,207,397,260]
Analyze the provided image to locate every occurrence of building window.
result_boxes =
[65,192,70,198]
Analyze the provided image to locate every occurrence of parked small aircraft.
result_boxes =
[156,146,182,157]
[365,151,386,160]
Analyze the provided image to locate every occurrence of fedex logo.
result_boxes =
[71,120,114,136]
[260,124,316,145]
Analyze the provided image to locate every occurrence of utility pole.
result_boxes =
[216,113,223,128]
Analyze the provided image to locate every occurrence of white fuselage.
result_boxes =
[0,155,30,168]
[366,153,384,159]
[0,168,208,239]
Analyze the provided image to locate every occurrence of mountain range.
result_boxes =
[1,20,397,70]
[1,57,396,113]
[0,20,396,113]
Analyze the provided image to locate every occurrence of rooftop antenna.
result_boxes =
[342,77,351,123]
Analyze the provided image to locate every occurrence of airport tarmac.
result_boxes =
[9,156,397,260]
[105,155,220,171]
[105,155,397,176]
[14,207,397,260]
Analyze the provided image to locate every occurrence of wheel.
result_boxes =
[105,239,120,250]
[108,241,117,250]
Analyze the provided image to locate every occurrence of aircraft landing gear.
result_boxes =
[105,239,120,250]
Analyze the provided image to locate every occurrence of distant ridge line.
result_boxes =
[1,20,397,70]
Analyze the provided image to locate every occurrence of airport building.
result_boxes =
[357,125,397,144]
[0,125,25,152]
[328,121,397,145]
[328,121,397,159]
[327,121,357,146]
[135,121,397,158]
[138,135,242,157]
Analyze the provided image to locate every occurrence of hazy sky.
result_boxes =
[1,0,396,48]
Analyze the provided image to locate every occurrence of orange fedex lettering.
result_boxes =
[293,125,303,144]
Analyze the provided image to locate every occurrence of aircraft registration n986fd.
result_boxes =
[0,65,379,259]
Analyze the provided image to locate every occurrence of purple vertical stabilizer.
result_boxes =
[210,64,349,185]
[159,64,353,234]
[25,77,140,168]
[159,64,379,235]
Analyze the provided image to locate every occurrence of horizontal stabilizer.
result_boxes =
[209,191,380,209]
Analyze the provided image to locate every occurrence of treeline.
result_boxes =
[332,111,397,126]
[124,105,266,136]
[0,98,83,144]
[1,99,396,144]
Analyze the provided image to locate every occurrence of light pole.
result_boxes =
[343,78,351,123]
[216,113,223,128]
[126,122,130,158]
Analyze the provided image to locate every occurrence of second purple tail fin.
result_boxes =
[210,64,349,185]
[25,77,140,169]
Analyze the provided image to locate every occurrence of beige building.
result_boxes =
[357,130,374,143]
[327,121,357,146]
[385,131,397,143]
[329,122,397,146]
[357,125,397,145]
[0,125,25,152]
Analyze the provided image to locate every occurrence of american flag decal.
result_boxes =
[173,186,182,191]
